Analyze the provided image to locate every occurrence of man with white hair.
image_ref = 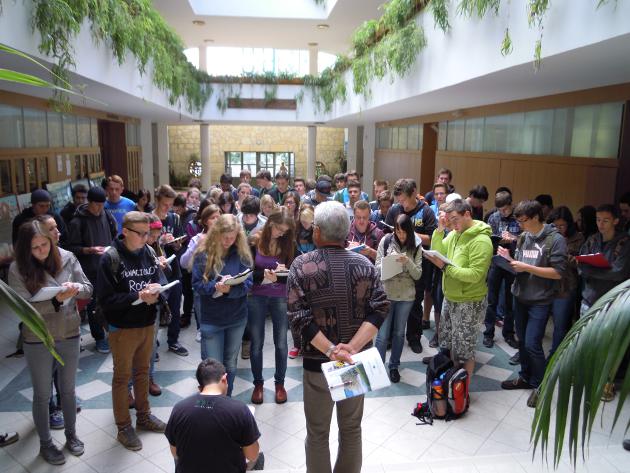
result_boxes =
[287,201,389,473]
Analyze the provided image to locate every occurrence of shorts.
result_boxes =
[439,297,488,363]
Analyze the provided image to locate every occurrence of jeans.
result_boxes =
[248,295,288,385]
[200,317,248,396]
[303,370,364,473]
[166,283,183,347]
[484,265,515,340]
[110,325,155,429]
[23,337,80,445]
[375,300,414,370]
[549,291,575,357]
[514,298,551,388]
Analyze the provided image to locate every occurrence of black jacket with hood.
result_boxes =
[511,224,568,305]
[95,235,161,329]
[67,204,118,282]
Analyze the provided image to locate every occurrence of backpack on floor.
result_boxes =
[412,352,470,424]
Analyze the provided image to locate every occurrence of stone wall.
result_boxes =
[168,125,345,184]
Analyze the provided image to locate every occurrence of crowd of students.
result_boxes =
[3,165,630,468]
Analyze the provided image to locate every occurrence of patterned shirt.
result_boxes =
[287,246,390,372]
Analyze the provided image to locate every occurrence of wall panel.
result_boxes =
[436,151,616,214]
[375,150,421,190]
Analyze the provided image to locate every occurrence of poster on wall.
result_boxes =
[0,194,20,252]
[89,171,105,188]
[17,192,32,212]
[46,180,72,212]
[71,178,91,192]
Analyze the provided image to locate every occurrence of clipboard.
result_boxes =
[224,268,253,286]
[575,253,611,269]
[421,248,453,266]
[492,255,517,275]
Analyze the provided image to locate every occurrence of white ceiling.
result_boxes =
[151,0,385,54]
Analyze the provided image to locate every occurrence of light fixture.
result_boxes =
[308,42,318,47]
[316,24,329,30]
[192,20,205,26]
[203,39,214,43]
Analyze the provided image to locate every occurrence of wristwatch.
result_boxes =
[325,344,336,359]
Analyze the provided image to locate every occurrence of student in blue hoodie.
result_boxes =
[192,214,253,396]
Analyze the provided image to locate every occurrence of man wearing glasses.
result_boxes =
[96,211,168,451]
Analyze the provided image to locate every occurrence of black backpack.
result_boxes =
[412,352,470,424]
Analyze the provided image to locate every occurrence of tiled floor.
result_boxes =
[0,309,628,473]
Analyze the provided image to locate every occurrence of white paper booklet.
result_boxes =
[321,347,391,402]
[422,248,454,266]
[132,280,180,305]
[29,286,66,303]
[381,253,403,280]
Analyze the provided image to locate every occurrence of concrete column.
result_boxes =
[308,43,318,76]
[152,122,170,188]
[307,125,317,180]
[347,126,357,171]
[362,123,376,199]
[200,123,211,191]
[198,45,207,73]
[139,119,153,190]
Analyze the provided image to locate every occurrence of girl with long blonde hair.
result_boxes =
[191,214,253,395]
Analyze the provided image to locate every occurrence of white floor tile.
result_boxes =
[163,377,197,398]
[473,350,495,364]
[475,364,514,382]
[398,368,426,388]
[75,380,112,401]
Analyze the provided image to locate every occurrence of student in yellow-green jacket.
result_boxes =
[424,199,493,381]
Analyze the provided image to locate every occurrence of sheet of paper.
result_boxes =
[421,248,454,266]
[381,254,403,280]
[29,286,66,303]
[164,254,176,265]
[132,280,180,305]
[224,269,253,286]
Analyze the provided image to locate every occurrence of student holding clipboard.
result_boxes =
[192,214,253,396]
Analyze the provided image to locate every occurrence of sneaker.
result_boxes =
[429,334,439,348]
[409,340,423,354]
[40,443,66,465]
[76,397,82,413]
[241,340,251,359]
[49,409,64,430]
[421,320,431,330]
[168,343,189,357]
[6,349,24,358]
[95,338,110,354]
[389,369,401,383]
[483,336,494,348]
[0,431,19,447]
[136,414,167,433]
[527,389,539,408]
[601,382,615,402]
[504,337,519,349]
[195,330,201,343]
[65,435,84,456]
[501,377,533,390]
[509,352,520,365]
[117,425,142,451]
[154,351,160,362]
[623,439,630,451]
[288,347,300,359]
[149,378,162,396]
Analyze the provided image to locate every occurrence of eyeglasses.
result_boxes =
[126,227,150,238]
[516,217,529,224]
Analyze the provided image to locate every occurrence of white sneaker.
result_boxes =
[195,330,201,343]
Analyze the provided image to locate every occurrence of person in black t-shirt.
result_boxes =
[165,359,262,473]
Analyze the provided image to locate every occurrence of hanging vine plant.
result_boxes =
[25,0,212,112]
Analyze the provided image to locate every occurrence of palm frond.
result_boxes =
[532,279,630,467]
[0,279,64,365]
